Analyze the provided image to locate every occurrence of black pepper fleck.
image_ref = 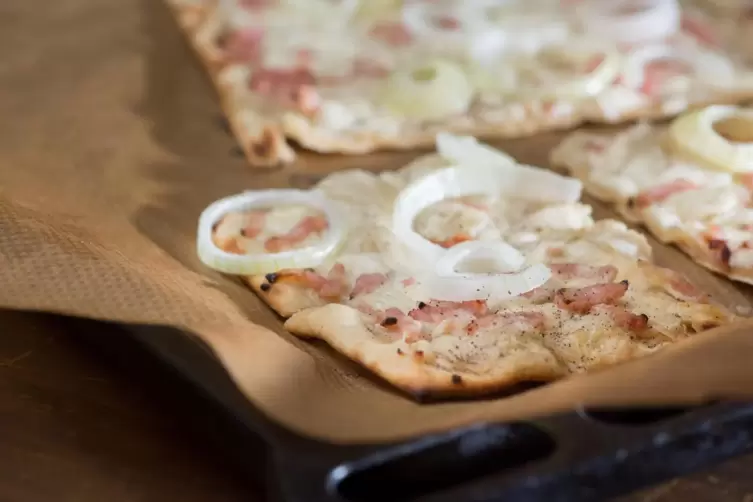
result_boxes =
[626,197,636,209]
[260,283,271,292]
[239,228,248,238]
[620,279,629,287]
[418,301,427,309]
[265,272,279,283]
[381,317,398,327]
[451,374,463,385]
[396,348,404,355]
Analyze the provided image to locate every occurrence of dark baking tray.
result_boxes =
[65,314,753,502]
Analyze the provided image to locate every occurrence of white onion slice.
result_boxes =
[669,106,753,173]
[197,190,346,275]
[381,59,474,120]
[436,132,516,167]
[418,241,552,302]
[517,41,623,100]
[401,0,505,60]
[577,0,680,45]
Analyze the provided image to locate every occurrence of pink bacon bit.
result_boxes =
[554,280,630,314]
[628,179,698,210]
[219,27,264,65]
[264,215,329,253]
[249,67,317,109]
[317,263,351,301]
[239,210,267,239]
[350,273,388,298]
[639,59,694,96]
[681,14,720,48]
[431,233,474,249]
[239,0,273,9]
[352,57,391,79]
[401,277,416,287]
[738,173,753,192]
[434,15,460,30]
[549,263,619,283]
[369,22,413,47]
[522,286,554,304]
[378,307,426,343]
[598,305,650,332]
[707,238,732,269]
[408,299,489,323]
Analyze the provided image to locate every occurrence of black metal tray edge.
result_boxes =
[60,313,753,502]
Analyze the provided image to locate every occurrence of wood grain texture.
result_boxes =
[0,310,260,502]
[2,310,753,502]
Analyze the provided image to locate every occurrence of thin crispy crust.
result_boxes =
[165,1,753,168]
[245,275,324,318]
[284,304,568,397]
[283,298,732,396]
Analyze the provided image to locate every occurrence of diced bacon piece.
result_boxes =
[657,267,710,303]
[266,269,329,290]
[239,0,272,8]
[401,277,416,287]
[583,138,607,153]
[554,280,630,314]
[598,305,650,332]
[739,173,753,192]
[220,27,264,65]
[549,263,618,283]
[290,84,322,115]
[350,273,388,297]
[352,57,391,78]
[408,299,488,323]
[369,22,413,47]
[249,67,316,102]
[434,15,460,30]
[240,210,267,239]
[630,179,698,209]
[639,59,694,96]
[220,239,245,255]
[264,215,329,252]
[318,263,350,300]
[264,265,348,301]
[681,14,720,48]
[378,307,426,342]
[708,238,732,268]
[475,311,546,333]
[431,233,474,249]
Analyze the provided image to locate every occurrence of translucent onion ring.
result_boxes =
[418,240,552,302]
[669,105,753,173]
[517,42,623,100]
[577,0,680,45]
[197,189,346,275]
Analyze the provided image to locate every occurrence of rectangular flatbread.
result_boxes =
[166,0,753,167]
[208,134,736,397]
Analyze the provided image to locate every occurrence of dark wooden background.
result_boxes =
[3,308,753,502]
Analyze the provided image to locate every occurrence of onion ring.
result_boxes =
[197,189,346,275]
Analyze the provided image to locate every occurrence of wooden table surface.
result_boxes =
[1,308,753,502]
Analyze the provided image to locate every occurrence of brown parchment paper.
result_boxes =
[4,0,753,445]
